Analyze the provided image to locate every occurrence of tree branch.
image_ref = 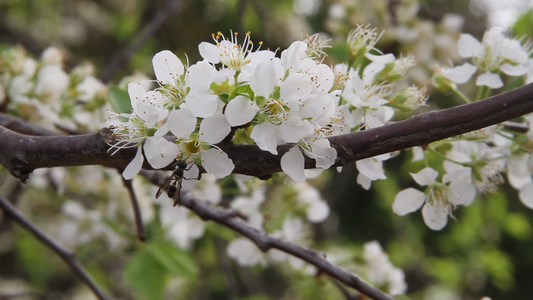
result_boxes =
[2,83,533,180]
[175,192,393,300]
[0,196,110,300]
[120,172,146,241]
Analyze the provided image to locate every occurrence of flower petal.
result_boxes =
[250,59,279,97]
[250,123,280,155]
[123,146,144,180]
[448,179,476,206]
[143,136,179,169]
[281,146,306,182]
[198,42,222,64]
[225,95,259,126]
[519,182,533,209]
[476,72,503,89]
[185,92,219,118]
[500,63,529,76]
[281,41,308,72]
[306,199,330,223]
[392,188,426,216]
[410,167,438,186]
[441,63,477,84]
[201,148,235,178]
[421,202,449,230]
[167,108,197,138]
[199,114,231,144]
[152,50,184,85]
[227,237,264,266]
[356,158,386,181]
[457,33,481,58]
[307,139,337,169]
[188,60,215,92]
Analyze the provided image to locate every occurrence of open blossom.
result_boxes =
[108,83,170,179]
[442,26,532,88]
[246,41,338,181]
[199,31,275,82]
[152,50,222,118]
[444,140,506,194]
[157,108,235,178]
[392,167,476,230]
[363,241,407,295]
[342,68,394,128]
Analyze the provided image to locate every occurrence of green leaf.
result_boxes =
[502,213,532,240]
[147,240,199,279]
[513,10,533,38]
[124,249,167,300]
[228,84,255,101]
[108,86,132,114]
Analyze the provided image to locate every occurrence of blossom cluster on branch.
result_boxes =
[108,28,426,187]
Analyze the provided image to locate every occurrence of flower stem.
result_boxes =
[451,86,472,103]
[476,85,491,101]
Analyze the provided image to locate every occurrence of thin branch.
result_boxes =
[502,121,529,133]
[100,0,182,82]
[178,192,393,300]
[120,171,146,241]
[0,196,110,300]
[330,278,363,300]
[0,112,60,136]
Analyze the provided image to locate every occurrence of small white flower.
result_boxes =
[342,69,393,128]
[393,167,476,230]
[34,65,69,102]
[159,201,205,249]
[162,108,235,178]
[108,83,171,179]
[227,237,265,266]
[363,241,407,295]
[456,26,531,88]
[199,31,274,82]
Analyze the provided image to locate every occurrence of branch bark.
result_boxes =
[2,83,533,181]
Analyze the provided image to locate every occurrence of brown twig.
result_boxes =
[0,196,110,300]
[120,172,146,241]
[0,112,61,136]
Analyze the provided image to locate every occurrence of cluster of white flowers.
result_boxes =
[391,26,533,231]
[109,29,425,189]
[363,241,407,295]
[0,46,108,131]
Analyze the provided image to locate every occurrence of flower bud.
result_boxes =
[389,86,427,111]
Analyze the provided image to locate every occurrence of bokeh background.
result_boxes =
[1,0,533,299]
